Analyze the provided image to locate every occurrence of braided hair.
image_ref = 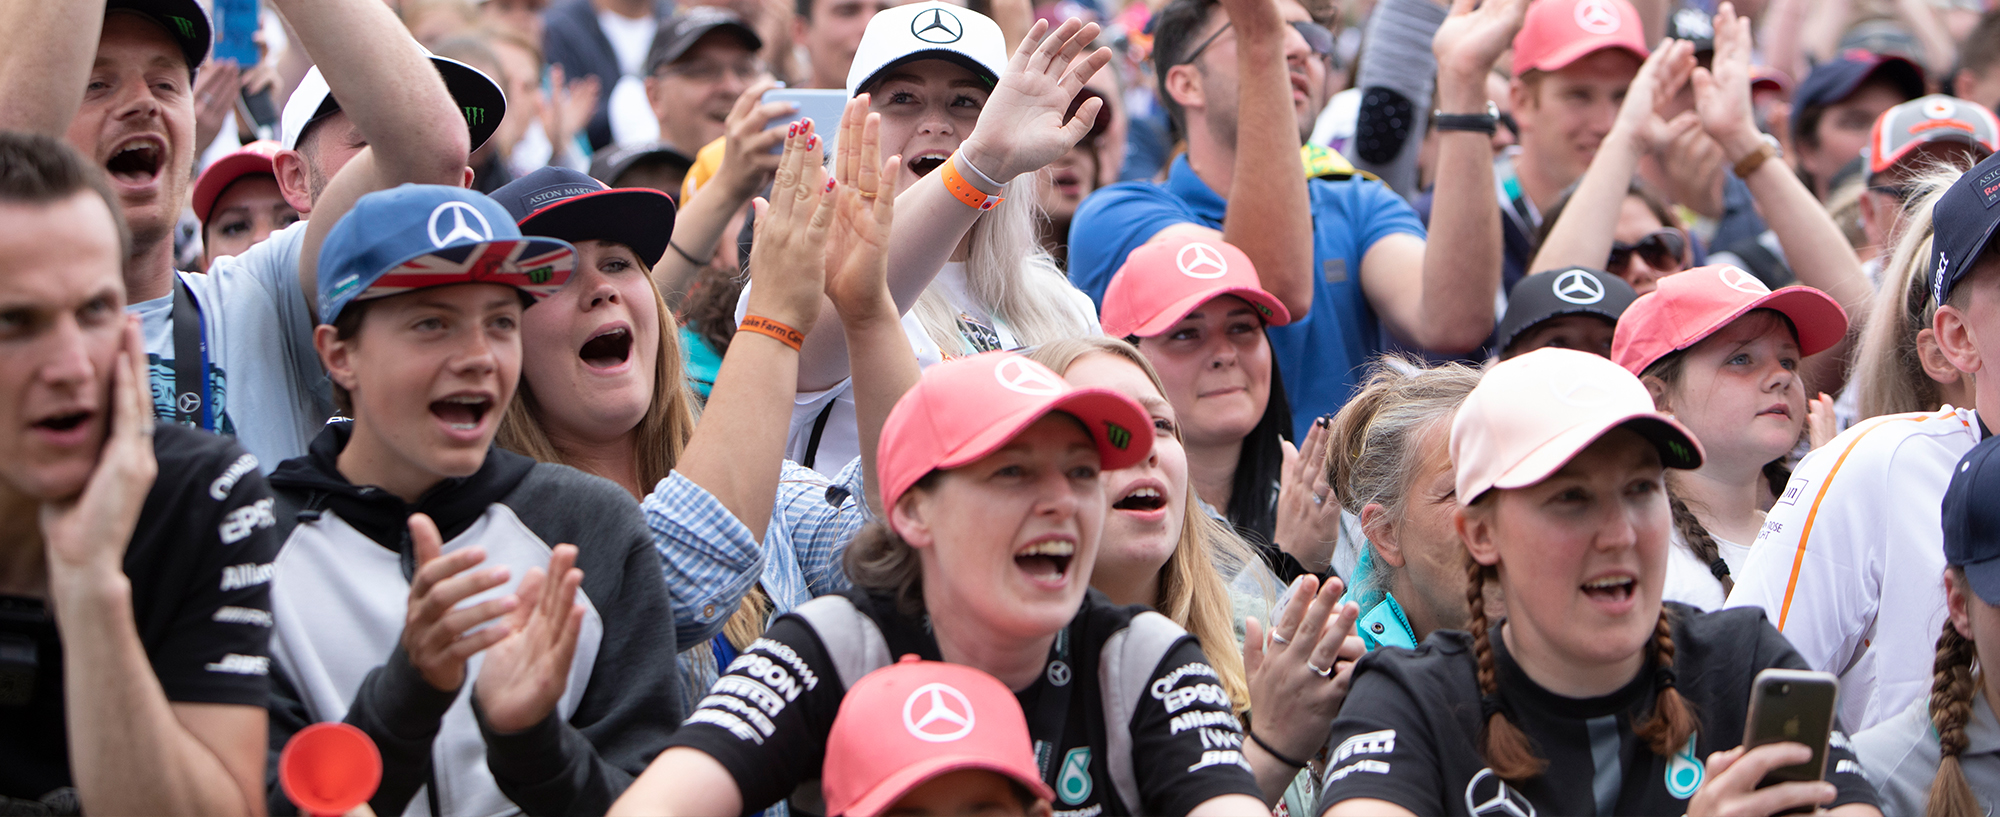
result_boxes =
[1925,569,1983,817]
[1462,548,1698,782]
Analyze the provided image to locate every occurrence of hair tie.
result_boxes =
[1708,558,1731,581]
[1481,693,1509,722]
[1655,666,1677,692]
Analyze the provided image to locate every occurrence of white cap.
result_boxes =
[845,1,1007,98]
[281,52,507,152]
[280,66,334,151]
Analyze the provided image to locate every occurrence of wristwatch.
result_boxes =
[1433,101,1499,135]
[1732,133,1783,179]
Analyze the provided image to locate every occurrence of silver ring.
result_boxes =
[1306,660,1333,678]
[1269,632,1290,646]
[1313,492,1326,505]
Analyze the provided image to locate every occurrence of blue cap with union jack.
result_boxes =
[317,185,575,325]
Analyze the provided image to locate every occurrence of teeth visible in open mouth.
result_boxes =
[909,155,947,176]
[431,395,492,431]
[106,141,162,180]
[1113,486,1166,511]
[1018,540,1075,557]
[1582,576,1634,590]
[579,327,633,367]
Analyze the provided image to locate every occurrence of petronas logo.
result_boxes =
[1665,733,1702,799]
[1057,747,1091,805]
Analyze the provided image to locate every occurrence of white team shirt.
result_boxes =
[1724,405,1980,731]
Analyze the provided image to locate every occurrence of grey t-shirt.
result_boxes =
[133,221,331,470]
[1852,686,2000,817]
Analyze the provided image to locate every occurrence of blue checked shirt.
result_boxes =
[642,457,869,644]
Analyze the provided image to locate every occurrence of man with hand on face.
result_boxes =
[0,0,496,471]
[0,132,280,817]
[1067,0,1508,435]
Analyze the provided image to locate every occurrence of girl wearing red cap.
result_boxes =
[1609,265,1847,610]
[1317,348,1880,817]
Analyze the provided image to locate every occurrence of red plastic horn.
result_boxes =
[280,723,382,817]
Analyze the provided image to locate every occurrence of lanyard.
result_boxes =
[170,275,214,431]
[1027,625,1077,786]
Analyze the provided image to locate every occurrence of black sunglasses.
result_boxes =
[1179,20,1336,66]
[1607,229,1687,274]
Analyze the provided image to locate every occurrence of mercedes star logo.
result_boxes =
[1574,0,1621,35]
[428,201,494,248]
[1552,269,1606,305]
[993,356,1065,396]
[1717,265,1769,295]
[902,683,976,742]
[910,7,964,44]
[1464,768,1537,817]
[1176,242,1229,279]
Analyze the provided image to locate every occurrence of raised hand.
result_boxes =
[1691,3,1764,160]
[712,79,797,202]
[1613,38,1698,154]
[192,59,245,154]
[1272,416,1341,574]
[957,17,1110,183]
[474,544,586,734]
[743,118,837,333]
[540,64,600,161]
[824,94,899,322]
[401,513,517,692]
[1242,575,1364,765]
[40,316,157,584]
[1432,0,1530,80]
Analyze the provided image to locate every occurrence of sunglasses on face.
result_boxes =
[1607,229,1687,275]
[1179,20,1337,66]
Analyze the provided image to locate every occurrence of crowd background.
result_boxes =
[12,0,2000,814]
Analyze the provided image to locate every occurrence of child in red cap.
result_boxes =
[1610,264,1846,611]
[823,656,1055,817]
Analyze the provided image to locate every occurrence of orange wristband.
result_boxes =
[940,153,1004,211]
[738,315,804,350]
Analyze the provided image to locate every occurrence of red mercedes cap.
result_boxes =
[824,656,1054,817]
[192,140,282,224]
[1609,265,1848,376]
[1099,235,1290,338]
[1511,0,1649,78]
[878,351,1152,511]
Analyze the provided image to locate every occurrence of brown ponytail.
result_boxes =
[1465,553,1546,781]
[1633,610,1698,758]
[1667,486,1735,596]
[1925,611,1982,817]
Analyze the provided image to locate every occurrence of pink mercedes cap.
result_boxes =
[1451,348,1703,504]
[824,656,1054,817]
[878,351,1153,510]
[1099,235,1290,338]
[1511,0,1650,78]
[1610,264,1848,376]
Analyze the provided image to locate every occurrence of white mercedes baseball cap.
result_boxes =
[845,1,1008,98]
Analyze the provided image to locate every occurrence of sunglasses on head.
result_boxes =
[1179,20,1336,66]
[1607,229,1687,275]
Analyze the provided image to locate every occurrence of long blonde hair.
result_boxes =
[911,172,1094,354]
[1027,337,1259,713]
[1852,164,1966,420]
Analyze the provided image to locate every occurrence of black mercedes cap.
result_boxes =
[1496,266,1639,353]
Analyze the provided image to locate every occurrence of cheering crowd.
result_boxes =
[8,0,2000,814]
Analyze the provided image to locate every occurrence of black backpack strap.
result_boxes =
[801,401,837,470]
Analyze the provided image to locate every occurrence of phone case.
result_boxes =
[1742,668,1839,792]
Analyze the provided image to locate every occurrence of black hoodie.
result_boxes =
[264,422,682,817]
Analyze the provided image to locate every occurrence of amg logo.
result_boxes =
[205,654,269,675]
[1333,729,1397,763]
[219,563,273,591]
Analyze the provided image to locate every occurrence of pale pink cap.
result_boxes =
[1451,348,1703,503]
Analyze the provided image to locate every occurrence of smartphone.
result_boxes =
[239,88,279,140]
[1742,668,1838,810]
[761,88,850,155]
[213,0,261,67]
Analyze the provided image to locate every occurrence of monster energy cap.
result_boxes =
[281,51,507,152]
[107,0,211,75]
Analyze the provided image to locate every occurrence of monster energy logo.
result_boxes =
[168,15,194,37]
[463,106,487,125]
[525,265,553,284]
[1104,422,1131,450]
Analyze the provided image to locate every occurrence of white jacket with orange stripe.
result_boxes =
[1725,405,1980,732]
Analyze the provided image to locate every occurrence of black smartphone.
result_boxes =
[1742,668,1838,812]
[240,87,279,139]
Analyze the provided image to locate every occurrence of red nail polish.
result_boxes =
[825,178,836,191]
[808,135,819,149]
[788,122,798,136]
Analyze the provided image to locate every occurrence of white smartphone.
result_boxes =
[761,88,850,155]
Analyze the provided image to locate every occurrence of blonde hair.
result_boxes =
[910,173,1094,353]
[1026,337,1259,713]
[1852,164,1967,420]
[496,252,772,647]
